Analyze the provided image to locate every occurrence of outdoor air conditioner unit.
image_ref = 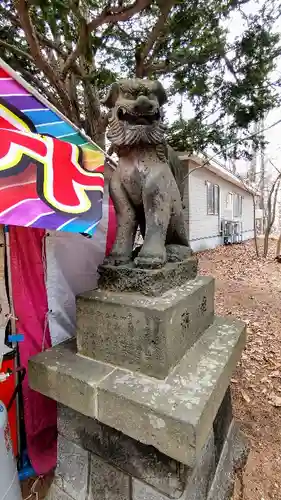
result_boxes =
[221,219,242,245]
[221,220,233,232]
[221,219,243,245]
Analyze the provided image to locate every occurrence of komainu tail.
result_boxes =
[167,145,185,201]
[155,143,186,201]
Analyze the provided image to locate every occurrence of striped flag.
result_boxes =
[0,58,105,235]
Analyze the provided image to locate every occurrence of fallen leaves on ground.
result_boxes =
[198,239,281,500]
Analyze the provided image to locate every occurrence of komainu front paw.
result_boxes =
[103,253,132,266]
[166,244,192,262]
[134,247,167,269]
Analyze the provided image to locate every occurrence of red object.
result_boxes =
[106,196,117,256]
[0,350,18,458]
[6,201,116,474]
[9,226,57,474]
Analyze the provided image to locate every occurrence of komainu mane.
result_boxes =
[103,78,191,269]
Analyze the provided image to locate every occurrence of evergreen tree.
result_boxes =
[0,0,280,156]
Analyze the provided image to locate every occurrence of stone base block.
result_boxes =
[207,422,249,500]
[57,404,186,497]
[46,483,74,500]
[130,422,249,500]
[54,435,89,499]
[76,276,214,378]
[47,403,248,500]
[29,315,246,466]
[131,430,216,500]
[98,257,198,296]
[90,454,131,500]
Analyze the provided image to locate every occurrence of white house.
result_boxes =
[179,154,256,252]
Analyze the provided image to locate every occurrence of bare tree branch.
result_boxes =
[136,1,175,77]
[0,39,33,60]
[144,58,182,75]
[36,34,64,56]
[1,3,82,78]
[0,5,20,27]
[12,61,65,114]
[269,158,281,175]
[276,231,281,257]
[263,172,281,257]
[62,0,152,78]
[267,174,281,228]
[223,55,240,83]
[15,0,72,115]
[271,179,280,228]
[88,0,152,28]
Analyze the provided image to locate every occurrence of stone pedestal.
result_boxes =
[29,261,249,500]
[76,275,214,379]
[46,397,248,500]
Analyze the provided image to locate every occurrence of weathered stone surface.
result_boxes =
[77,276,214,378]
[103,79,190,270]
[46,483,74,500]
[98,257,197,296]
[183,431,216,500]
[131,423,249,500]
[89,454,131,500]
[133,480,168,500]
[54,435,89,500]
[29,316,245,466]
[97,316,246,465]
[207,421,249,500]
[46,420,249,500]
[28,339,114,418]
[213,387,233,465]
[166,244,192,264]
[57,404,186,498]
[132,431,215,500]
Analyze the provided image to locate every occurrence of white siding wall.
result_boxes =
[185,164,254,252]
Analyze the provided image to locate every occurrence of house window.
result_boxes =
[226,192,233,210]
[233,194,242,218]
[207,182,219,215]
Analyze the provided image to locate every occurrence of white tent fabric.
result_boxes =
[45,190,110,346]
[0,226,12,367]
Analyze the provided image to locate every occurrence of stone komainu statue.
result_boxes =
[103,78,191,269]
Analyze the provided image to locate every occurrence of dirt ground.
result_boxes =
[198,239,281,500]
[21,239,281,499]
[21,475,53,499]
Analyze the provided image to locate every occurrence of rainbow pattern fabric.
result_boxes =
[0,58,105,234]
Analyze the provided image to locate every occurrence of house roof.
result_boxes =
[178,153,258,195]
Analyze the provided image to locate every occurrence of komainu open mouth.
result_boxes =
[117,108,160,125]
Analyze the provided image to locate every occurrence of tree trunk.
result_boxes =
[260,119,265,211]
[83,85,106,149]
[263,176,281,258]
[252,193,260,257]
[79,39,106,149]
[263,228,270,258]
[276,233,281,257]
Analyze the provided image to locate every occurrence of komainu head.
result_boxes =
[103,79,167,147]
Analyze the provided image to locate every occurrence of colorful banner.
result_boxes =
[0,59,105,234]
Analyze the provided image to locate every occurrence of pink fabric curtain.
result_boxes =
[106,195,116,256]
[9,226,57,474]
[8,197,116,474]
